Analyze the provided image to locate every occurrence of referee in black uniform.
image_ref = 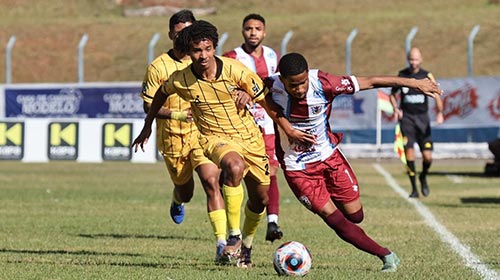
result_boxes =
[390,47,444,198]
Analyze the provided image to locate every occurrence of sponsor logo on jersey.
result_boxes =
[102,123,132,161]
[0,121,24,160]
[403,94,425,104]
[251,78,261,95]
[48,122,78,160]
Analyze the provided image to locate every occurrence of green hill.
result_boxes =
[1,0,499,83]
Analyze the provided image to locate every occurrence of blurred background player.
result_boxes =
[139,10,228,262]
[390,47,444,198]
[263,53,442,272]
[223,13,283,243]
[133,20,270,268]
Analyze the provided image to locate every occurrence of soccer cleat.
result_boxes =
[381,252,400,272]
[408,191,419,198]
[222,235,242,258]
[214,242,230,265]
[419,174,430,197]
[236,246,252,268]
[169,202,185,224]
[265,222,283,242]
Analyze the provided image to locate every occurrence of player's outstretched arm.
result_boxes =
[357,76,443,97]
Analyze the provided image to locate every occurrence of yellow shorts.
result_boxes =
[199,135,270,185]
[163,144,213,186]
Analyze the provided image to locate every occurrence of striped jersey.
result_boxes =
[267,69,360,170]
[223,45,279,135]
[160,56,268,141]
[141,49,198,157]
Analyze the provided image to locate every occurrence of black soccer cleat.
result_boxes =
[408,190,419,198]
[419,174,430,197]
[265,222,283,242]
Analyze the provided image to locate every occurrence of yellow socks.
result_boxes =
[242,204,265,248]
[208,209,227,243]
[222,184,244,237]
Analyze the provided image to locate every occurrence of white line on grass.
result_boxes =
[446,175,464,184]
[373,163,499,280]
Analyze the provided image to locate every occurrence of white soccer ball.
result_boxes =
[273,241,312,276]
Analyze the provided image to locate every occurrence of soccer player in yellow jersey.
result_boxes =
[133,20,270,268]
[139,10,227,263]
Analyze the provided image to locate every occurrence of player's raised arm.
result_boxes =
[356,76,443,97]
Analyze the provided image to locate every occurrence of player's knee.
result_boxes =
[345,208,364,224]
[223,161,246,184]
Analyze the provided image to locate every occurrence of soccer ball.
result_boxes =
[273,241,312,276]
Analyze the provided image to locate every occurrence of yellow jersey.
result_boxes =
[141,49,198,157]
[160,56,268,142]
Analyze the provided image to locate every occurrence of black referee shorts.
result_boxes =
[400,113,433,151]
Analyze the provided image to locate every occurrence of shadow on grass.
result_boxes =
[429,197,500,208]
[78,233,203,241]
[0,248,207,269]
[0,248,141,257]
[428,171,493,178]
[461,197,500,204]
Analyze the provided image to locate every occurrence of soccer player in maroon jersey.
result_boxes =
[263,53,443,272]
[223,13,283,243]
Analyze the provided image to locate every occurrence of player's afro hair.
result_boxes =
[278,53,309,77]
[175,20,219,54]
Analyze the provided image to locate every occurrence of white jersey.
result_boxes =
[230,46,278,135]
[268,69,360,170]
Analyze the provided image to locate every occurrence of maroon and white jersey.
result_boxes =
[224,46,278,135]
[267,69,360,171]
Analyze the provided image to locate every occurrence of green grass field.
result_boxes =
[0,159,499,279]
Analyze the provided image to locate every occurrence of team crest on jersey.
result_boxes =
[310,105,322,115]
[298,195,312,210]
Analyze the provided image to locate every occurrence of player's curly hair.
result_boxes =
[175,20,219,54]
[278,53,309,77]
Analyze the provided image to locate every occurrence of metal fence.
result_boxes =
[4,25,482,84]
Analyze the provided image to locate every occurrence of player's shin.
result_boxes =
[242,204,265,248]
[406,160,418,197]
[222,184,244,237]
[323,210,391,258]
